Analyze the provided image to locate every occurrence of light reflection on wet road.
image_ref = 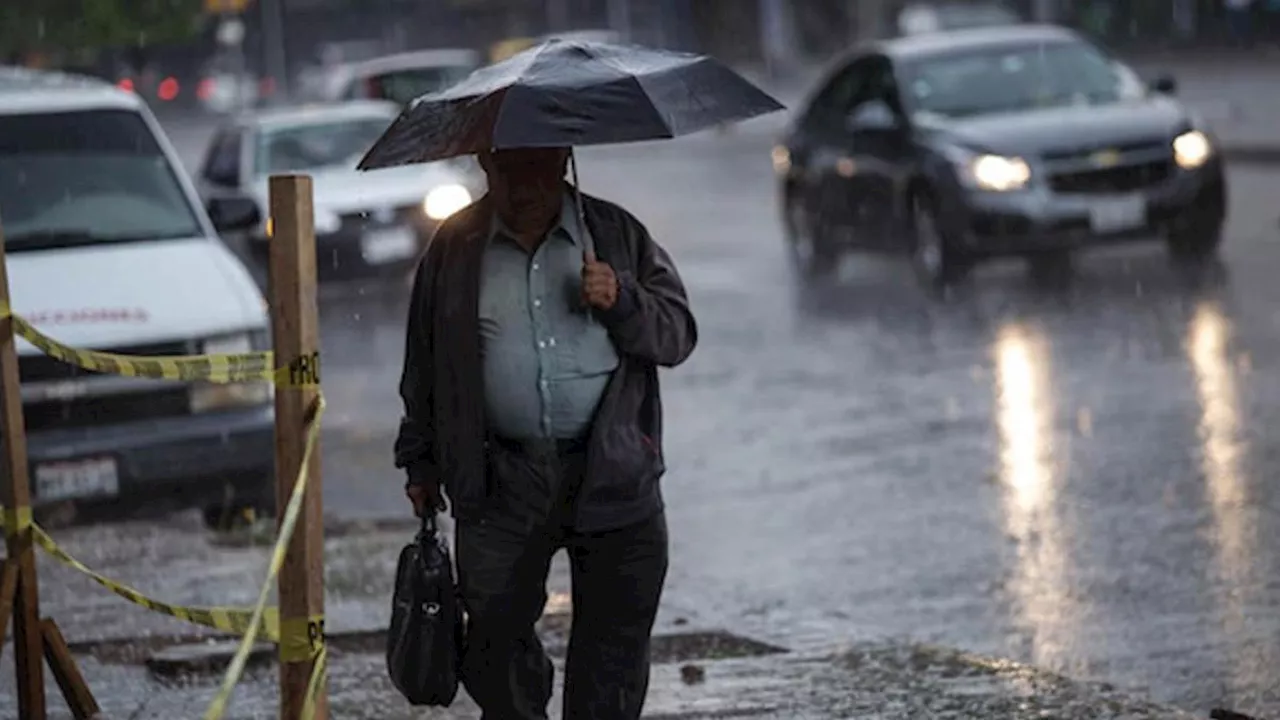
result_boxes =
[195,116,1280,715]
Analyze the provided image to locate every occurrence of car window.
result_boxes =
[342,79,364,100]
[365,65,476,105]
[898,40,1142,120]
[202,129,243,187]
[0,109,202,251]
[254,117,390,176]
[803,57,875,132]
[847,57,901,114]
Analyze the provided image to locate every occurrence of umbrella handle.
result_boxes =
[570,150,598,322]
[570,149,594,262]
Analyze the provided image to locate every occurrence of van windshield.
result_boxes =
[0,109,202,251]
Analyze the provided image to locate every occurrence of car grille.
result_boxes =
[25,390,192,433]
[1049,160,1174,195]
[1041,139,1168,163]
[20,339,195,432]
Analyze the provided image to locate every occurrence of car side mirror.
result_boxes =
[1150,74,1177,96]
[206,196,262,233]
[846,100,900,133]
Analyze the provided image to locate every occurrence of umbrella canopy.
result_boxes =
[357,39,785,170]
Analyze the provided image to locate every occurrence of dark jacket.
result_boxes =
[394,190,697,532]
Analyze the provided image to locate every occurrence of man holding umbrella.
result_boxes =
[375,39,782,719]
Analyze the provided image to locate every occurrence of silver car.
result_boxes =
[319,49,481,109]
[197,100,483,280]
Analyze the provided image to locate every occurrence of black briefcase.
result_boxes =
[386,512,463,706]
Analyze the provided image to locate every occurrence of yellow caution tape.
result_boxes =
[301,646,328,719]
[280,615,326,663]
[2,505,31,537]
[204,393,326,720]
[21,521,281,639]
[0,303,320,387]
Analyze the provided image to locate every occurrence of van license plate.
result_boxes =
[1089,196,1146,233]
[361,226,417,264]
[35,457,119,502]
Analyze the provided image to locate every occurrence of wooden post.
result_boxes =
[268,175,327,720]
[0,217,46,718]
[40,619,98,719]
[0,558,19,651]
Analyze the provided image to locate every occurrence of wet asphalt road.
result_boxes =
[157,111,1280,715]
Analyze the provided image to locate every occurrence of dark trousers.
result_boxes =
[456,435,669,720]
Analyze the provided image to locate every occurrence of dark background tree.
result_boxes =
[0,0,205,64]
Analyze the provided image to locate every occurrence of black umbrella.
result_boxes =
[355,39,786,170]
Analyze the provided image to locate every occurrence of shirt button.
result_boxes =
[547,337,556,347]
[533,299,542,308]
[538,340,546,349]
[532,262,540,270]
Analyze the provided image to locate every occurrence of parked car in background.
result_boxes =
[196,100,483,280]
[318,49,481,108]
[294,38,387,102]
[774,25,1225,287]
[0,67,275,527]
[896,1,1022,36]
[537,29,624,45]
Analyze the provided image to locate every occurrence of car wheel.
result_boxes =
[910,193,969,289]
[1167,217,1224,263]
[203,480,276,531]
[783,190,838,279]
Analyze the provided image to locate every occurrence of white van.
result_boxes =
[0,67,275,526]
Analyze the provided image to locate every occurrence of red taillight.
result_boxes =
[157,76,179,101]
[117,78,135,92]
[259,76,276,97]
[197,77,215,101]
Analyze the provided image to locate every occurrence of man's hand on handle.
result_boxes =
[581,248,619,311]
[406,482,447,517]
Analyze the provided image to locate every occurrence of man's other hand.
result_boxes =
[582,249,619,310]
[406,483,446,517]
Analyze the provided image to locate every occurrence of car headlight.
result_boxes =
[190,333,272,412]
[969,154,1032,192]
[1174,130,1211,169]
[423,184,472,220]
[771,146,791,174]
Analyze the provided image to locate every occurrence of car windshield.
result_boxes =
[0,109,202,251]
[898,40,1143,120]
[254,117,389,176]
[366,65,475,105]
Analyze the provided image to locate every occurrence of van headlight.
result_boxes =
[968,154,1032,192]
[423,184,472,220]
[190,333,272,412]
[1174,130,1211,169]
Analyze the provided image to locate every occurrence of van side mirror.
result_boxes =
[207,196,262,233]
[1150,74,1177,96]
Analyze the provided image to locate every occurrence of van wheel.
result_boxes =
[203,483,276,531]
[910,193,969,289]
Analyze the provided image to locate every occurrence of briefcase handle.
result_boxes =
[419,511,439,538]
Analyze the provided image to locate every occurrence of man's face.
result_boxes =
[480,147,571,229]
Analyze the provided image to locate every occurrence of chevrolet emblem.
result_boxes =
[1091,149,1121,168]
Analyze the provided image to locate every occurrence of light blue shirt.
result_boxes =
[479,194,620,439]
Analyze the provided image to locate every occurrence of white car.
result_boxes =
[320,49,481,108]
[196,100,483,278]
[0,66,275,526]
